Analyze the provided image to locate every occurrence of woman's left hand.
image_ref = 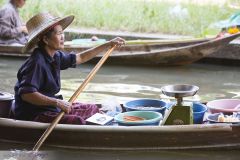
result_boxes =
[56,99,72,114]
[110,37,125,48]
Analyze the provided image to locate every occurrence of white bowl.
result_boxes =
[206,99,240,114]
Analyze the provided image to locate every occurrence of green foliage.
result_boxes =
[0,0,238,37]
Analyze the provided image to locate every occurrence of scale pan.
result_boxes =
[161,84,199,98]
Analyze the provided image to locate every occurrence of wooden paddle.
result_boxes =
[33,45,117,151]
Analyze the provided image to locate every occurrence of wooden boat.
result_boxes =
[201,38,240,65]
[0,104,240,150]
[0,37,210,58]
[69,33,240,65]
[0,33,239,65]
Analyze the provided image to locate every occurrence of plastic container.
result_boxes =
[123,99,168,116]
[114,111,162,126]
[193,102,208,124]
[0,92,14,118]
[206,99,240,114]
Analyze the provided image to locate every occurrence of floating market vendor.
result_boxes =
[14,12,125,124]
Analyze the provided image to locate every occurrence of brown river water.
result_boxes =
[0,57,240,159]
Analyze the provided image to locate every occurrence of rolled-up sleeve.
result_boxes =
[58,51,76,70]
[17,61,43,95]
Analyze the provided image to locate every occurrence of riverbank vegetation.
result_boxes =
[0,0,239,37]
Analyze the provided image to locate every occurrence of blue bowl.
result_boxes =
[123,99,168,116]
[114,111,162,126]
[193,102,208,124]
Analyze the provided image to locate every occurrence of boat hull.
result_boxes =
[0,117,240,150]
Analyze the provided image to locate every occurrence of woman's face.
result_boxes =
[46,25,65,50]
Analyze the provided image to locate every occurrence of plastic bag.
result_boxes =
[100,97,122,117]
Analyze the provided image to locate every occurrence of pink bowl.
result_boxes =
[206,99,240,114]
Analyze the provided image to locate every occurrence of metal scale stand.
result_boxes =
[161,84,199,125]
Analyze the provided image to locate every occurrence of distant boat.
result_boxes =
[0,33,239,66]
[202,38,240,65]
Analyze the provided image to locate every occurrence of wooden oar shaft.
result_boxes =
[68,46,116,103]
[33,45,116,151]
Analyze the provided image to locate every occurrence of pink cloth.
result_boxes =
[34,102,99,125]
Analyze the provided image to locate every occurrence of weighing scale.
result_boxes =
[161,84,199,125]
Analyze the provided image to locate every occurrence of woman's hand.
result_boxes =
[109,37,125,48]
[18,26,28,34]
[56,99,72,114]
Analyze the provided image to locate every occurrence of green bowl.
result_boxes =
[114,111,162,126]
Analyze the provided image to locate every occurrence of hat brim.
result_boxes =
[22,15,74,53]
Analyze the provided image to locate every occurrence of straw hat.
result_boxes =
[23,12,74,52]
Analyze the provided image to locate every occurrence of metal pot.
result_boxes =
[0,92,14,118]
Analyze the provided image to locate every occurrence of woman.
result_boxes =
[14,12,125,124]
[0,0,28,45]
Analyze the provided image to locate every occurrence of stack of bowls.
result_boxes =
[206,99,240,114]
[206,99,240,123]
[114,99,168,126]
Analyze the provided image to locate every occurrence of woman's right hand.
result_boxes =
[56,99,72,114]
[18,26,28,34]
[109,37,125,48]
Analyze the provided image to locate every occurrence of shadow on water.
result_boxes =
[40,149,240,160]
[1,142,240,160]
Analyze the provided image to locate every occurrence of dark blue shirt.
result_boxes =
[14,48,76,120]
